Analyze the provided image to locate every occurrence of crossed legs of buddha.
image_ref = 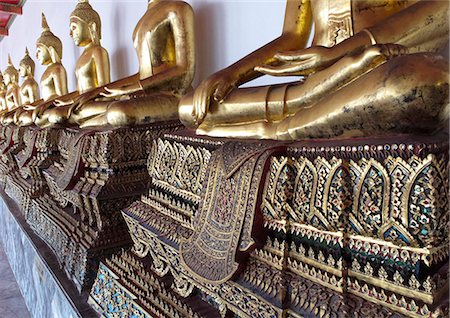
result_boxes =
[180,47,449,139]
[79,92,180,128]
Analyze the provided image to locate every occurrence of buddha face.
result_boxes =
[19,64,29,78]
[70,18,91,47]
[3,74,11,86]
[36,44,51,65]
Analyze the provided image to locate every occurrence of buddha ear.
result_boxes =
[88,21,99,44]
[48,47,61,63]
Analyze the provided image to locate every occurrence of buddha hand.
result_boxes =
[256,43,408,77]
[101,83,140,99]
[22,104,35,111]
[77,87,105,106]
[192,71,237,125]
[255,46,340,76]
[54,97,74,107]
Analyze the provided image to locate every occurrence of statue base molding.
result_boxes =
[0,124,446,317]
[0,189,97,317]
[20,122,181,292]
[89,130,448,318]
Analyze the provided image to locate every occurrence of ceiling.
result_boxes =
[0,0,26,40]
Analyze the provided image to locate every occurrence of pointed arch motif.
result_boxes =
[353,159,390,237]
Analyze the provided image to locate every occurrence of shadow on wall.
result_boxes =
[192,1,225,87]
[111,5,130,80]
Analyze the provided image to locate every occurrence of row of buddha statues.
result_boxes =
[0,0,448,140]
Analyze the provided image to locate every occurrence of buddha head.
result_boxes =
[70,0,102,47]
[19,48,36,78]
[36,13,63,65]
[3,55,19,86]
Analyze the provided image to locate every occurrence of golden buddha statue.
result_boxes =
[51,0,195,128]
[0,56,21,125]
[43,0,110,126]
[0,72,7,112]
[15,13,69,127]
[19,48,40,105]
[179,0,449,140]
[7,48,41,126]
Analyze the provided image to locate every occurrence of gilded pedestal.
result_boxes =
[4,127,61,214]
[26,122,181,292]
[1,126,28,210]
[90,131,448,317]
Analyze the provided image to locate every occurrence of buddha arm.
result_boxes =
[54,66,69,97]
[93,48,111,87]
[103,73,140,91]
[326,0,448,61]
[19,86,27,104]
[258,1,449,78]
[0,96,5,110]
[12,89,21,108]
[54,90,80,105]
[29,84,40,104]
[191,0,312,124]
[79,73,140,102]
[140,4,195,94]
[369,0,448,52]
[222,0,313,86]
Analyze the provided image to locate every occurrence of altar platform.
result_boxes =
[0,189,97,318]
[0,126,448,318]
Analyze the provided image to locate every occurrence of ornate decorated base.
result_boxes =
[91,130,448,318]
[23,122,182,292]
[0,126,26,187]
[4,127,62,214]
[265,136,449,317]
[15,127,61,182]
[89,250,222,318]
[0,126,25,156]
[25,194,131,292]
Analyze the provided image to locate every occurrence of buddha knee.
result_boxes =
[384,54,448,87]
[18,113,33,126]
[385,54,448,114]
[2,114,14,126]
[34,113,48,127]
[15,113,25,126]
[47,108,67,125]
[178,92,196,128]
[106,103,136,126]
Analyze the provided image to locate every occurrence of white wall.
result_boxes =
[0,0,298,92]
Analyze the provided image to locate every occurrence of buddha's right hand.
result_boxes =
[255,46,340,76]
[22,105,35,111]
[192,72,237,125]
[101,87,126,99]
[54,97,74,107]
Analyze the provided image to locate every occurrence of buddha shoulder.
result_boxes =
[79,44,109,64]
[44,63,65,76]
[88,44,108,57]
[153,0,193,13]
[22,77,37,86]
[133,1,193,42]
[137,0,193,26]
